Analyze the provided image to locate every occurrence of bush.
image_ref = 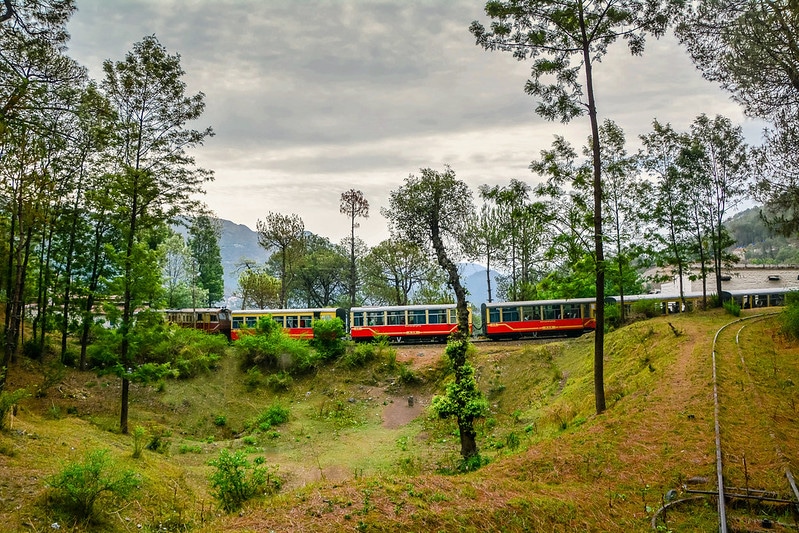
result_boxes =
[47,449,139,520]
[723,298,741,317]
[781,299,799,339]
[249,403,290,432]
[341,342,377,368]
[146,428,172,454]
[235,330,319,375]
[311,317,346,361]
[265,370,293,391]
[631,299,661,318]
[208,449,281,513]
[604,303,622,331]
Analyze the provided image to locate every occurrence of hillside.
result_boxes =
[2,309,798,531]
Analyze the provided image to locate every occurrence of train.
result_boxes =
[164,287,798,343]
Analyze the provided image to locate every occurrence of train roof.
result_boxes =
[164,307,229,313]
[483,297,596,308]
[232,307,342,314]
[350,303,459,312]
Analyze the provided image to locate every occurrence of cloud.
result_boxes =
[66,0,760,247]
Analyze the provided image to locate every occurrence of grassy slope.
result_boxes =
[1,309,796,532]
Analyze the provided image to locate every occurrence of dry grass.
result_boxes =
[1,309,798,531]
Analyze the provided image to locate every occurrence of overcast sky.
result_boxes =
[65,0,762,247]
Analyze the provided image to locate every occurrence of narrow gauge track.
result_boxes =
[706,312,799,532]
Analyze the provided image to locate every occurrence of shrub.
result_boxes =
[781,298,799,339]
[208,449,281,513]
[249,403,290,432]
[146,428,172,454]
[723,298,741,317]
[604,303,622,331]
[631,299,661,318]
[47,449,139,520]
[311,317,346,361]
[132,426,147,458]
[243,366,263,391]
[265,370,293,391]
[235,330,319,375]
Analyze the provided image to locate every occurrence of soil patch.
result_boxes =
[381,394,428,429]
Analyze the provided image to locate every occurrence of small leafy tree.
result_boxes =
[0,387,27,430]
[430,339,489,470]
[208,449,281,513]
[47,449,139,521]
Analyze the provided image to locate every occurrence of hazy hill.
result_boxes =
[217,220,501,305]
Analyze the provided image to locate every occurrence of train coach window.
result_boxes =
[366,311,385,326]
[232,316,244,328]
[299,315,312,327]
[521,306,540,321]
[542,305,560,320]
[209,314,217,322]
[245,316,258,328]
[448,309,457,323]
[489,307,500,323]
[429,309,447,324]
[272,315,284,327]
[500,307,520,322]
[352,312,365,327]
[409,310,426,324]
[562,304,581,319]
[285,316,299,328]
[388,311,405,325]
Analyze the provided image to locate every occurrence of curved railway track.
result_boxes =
[706,312,799,532]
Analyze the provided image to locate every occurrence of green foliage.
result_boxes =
[723,298,741,317]
[780,298,799,339]
[234,326,319,375]
[341,342,378,368]
[431,362,489,421]
[132,426,147,458]
[208,449,282,513]
[243,366,263,391]
[265,370,294,391]
[604,303,622,331]
[88,312,227,380]
[47,449,139,520]
[631,299,661,318]
[0,388,28,431]
[146,428,172,454]
[249,403,290,432]
[311,317,346,361]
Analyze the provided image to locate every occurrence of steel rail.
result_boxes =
[711,312,779,533]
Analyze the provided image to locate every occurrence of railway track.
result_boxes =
[705,312,799,532]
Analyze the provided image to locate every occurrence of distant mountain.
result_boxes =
[215,220,502,305]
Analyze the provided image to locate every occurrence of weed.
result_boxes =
[265,370,293,391]
[213,414,227,427]
[243,366,263,391]
[46,403,62,420]
[132,425,147,458]
[178,444,203,454]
